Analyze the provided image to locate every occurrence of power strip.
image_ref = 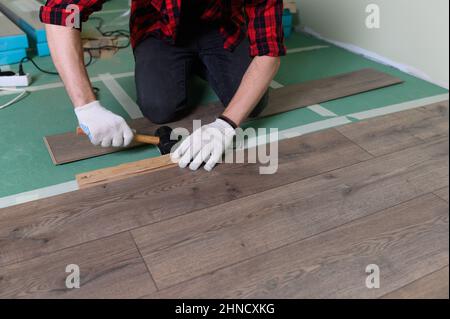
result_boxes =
[0,73,32,87]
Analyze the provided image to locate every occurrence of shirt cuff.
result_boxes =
[249,42,287,57]
[39,5,83,29]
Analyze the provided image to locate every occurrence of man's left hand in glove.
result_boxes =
[172,55,281,171]
[171,117,237,171]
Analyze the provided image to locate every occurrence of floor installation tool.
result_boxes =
[76,125,178,155]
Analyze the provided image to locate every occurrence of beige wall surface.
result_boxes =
[295,0,449,88]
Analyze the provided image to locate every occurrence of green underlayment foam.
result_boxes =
[0,16,448,197]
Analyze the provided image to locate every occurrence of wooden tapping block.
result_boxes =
[76,154,176,189]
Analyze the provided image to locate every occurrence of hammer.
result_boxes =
[76,125,179,155]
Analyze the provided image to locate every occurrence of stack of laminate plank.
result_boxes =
[0,0,49,57]
[0,11,28,64]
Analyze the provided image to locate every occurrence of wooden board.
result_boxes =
[0,130,373,267]
[381,266,449,299]
[44,68,403,165]
[0,232,156,298]
[76,154,176,189]
[144,194,448,298]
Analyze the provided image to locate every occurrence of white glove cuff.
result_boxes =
[215,118,236,132]
[74,100,102,116]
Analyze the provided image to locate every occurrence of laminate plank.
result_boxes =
[145,194,449,298]
[0,232,156,298]
[132,138,449,289]
[434,187,449,203]
[0,130,372,267]
[381,266,449,299]
[260,69,402,117]
[337,101,449,156]
[44,68,402,164]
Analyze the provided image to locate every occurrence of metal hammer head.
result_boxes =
[154,126,179,155]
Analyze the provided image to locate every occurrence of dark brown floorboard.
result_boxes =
[337,101,449,156]
[0,232,156,298]
[381,266,449,299]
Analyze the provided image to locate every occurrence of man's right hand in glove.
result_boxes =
[75,101,134,147]
[44,25,133,148]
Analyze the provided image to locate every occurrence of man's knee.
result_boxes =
[138,99,175,124]
[138,95,186,124]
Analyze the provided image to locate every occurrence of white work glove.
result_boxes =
[171,118,236,171]
[75,101,134,147]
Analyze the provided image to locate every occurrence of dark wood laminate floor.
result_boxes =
[0,101,448,299]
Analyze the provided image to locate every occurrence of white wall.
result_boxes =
[295,0,449,88]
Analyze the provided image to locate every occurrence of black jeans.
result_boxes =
[134,27,268,124]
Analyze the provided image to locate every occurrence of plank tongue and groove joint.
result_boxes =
[44,68,403,165]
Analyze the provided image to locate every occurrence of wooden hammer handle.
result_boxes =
[134,134,160,145]
[76,127,160,145]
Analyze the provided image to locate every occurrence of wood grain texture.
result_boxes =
[145,194,449,298]
[434,187,449,203]
[44,68,402,164]
[132,138,449,289]
[76,154,176,189]
[381,266,449,299]
[337,101,449,156]
[0,130,372,267]
[0,232,156,298]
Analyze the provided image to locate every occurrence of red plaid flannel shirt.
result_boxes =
[40,0,286,57]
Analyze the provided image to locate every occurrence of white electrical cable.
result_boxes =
[0,87,28,110]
